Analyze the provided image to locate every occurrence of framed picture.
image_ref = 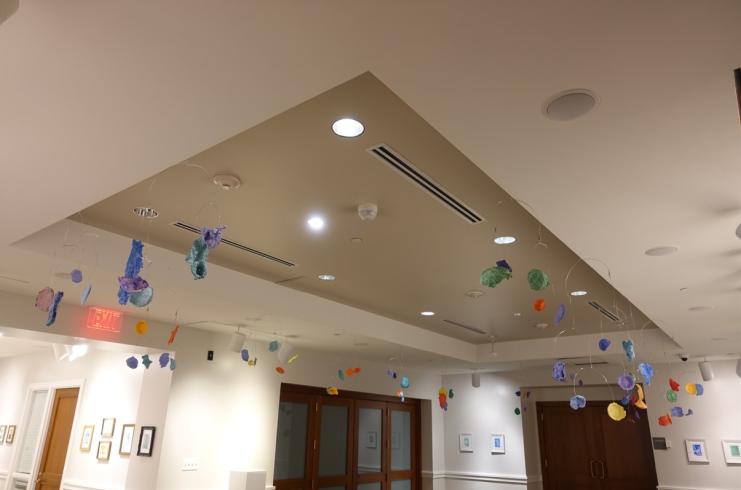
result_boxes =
[366,431,377,449]
[6,425,15,444]
[0,426,6,444]
[97,440,111,461]
[101,418,116,438]
[721,440,741,464]
[490,434,505,454]
[137,426,156,457]
[80,425,95,452]
[119,424,135,455]
[459,433,473,453]
[685,439,709,463]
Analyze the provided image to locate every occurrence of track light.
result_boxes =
[228,332,246,353]
[699,361,715,382]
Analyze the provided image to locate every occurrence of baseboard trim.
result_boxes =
[658,486,733,490]
[426,471,530,485]
[62,480,123,490]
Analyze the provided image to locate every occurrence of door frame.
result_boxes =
[4,379,85,490]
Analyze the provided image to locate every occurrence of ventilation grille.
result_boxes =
[443,319,488,335]
[588,301,621,322]
[172,222,295,267]
[368,144,485,224]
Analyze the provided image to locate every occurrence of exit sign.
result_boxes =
[86,307,122,332]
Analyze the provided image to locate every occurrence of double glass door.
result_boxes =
[274,386,418,490]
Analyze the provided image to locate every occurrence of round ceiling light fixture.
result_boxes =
[645,246,679,257]
[494,236,516,245]
[132,207,159,219]
[465,290,484,299]
[212,174,242,191]
[420,311,435,317]
[570,290,588,297]
[543,89,598,121]
[332,118,364,138]
[307,215,326,231]
[318,274,336,281]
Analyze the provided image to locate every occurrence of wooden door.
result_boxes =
[37,387,79,490]
[537,401,657,490]
[354,400,387,490]
[538,403,601,490]
[314,398,353,490]
[592,404,657,490]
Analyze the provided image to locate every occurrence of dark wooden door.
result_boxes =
[537,401,657,490]
[37,387,79,490]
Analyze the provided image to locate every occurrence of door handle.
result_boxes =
[589,460,597,478]
[596,460,606,479]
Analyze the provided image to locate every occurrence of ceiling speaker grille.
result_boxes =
[172,222,295,267]
[368,144,485,224]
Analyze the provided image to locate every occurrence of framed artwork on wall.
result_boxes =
[101,418,116,438]
[490,434,505,454]
[137,426,156,457]
[119,424,135,455]
[97,440,111,461]
[80,425,95,452]
[0,425,6,444]
[685,439,709,463]
[459,433,473,453]
[6,425,15,444]
[366,431,377,449]
[721,440,741,464]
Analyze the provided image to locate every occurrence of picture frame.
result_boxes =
[80,425,95,452]
[459,433,473,453]
[101,418,116,438]
[366,431,377,449]
[685,439,709,463]
[721,440,741,465]
[0,425,6,444]
[137,426,156,457]
[96,440,111,461]
[6,425,15,444]
[490,434,505,454]
[119,424,135,455]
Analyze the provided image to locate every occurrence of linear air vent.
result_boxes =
[172,222,295,267]
[367,144,485,224]
[574,361,609,367]
[443,319,488,335]
[588,301,621,322]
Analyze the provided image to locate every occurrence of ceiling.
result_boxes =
[0,1,740,358]
[72,72,652,344]
[0,335,50,359]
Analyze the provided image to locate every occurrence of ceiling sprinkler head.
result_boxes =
[212,174,242,191]
[357,203,378,221]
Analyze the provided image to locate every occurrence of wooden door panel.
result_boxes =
[592,407,657,490]
[538,404,601,490]
[37,388,79,490]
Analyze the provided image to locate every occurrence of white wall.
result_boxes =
[0,347,172,490]
[645,360,741,490]
[156,328,445,490]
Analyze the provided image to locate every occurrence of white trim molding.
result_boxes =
[62,480,123,490]
[424,471,531,485]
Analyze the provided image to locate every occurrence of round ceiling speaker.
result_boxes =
[543,89,597,121]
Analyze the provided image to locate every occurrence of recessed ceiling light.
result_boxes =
[570,290,588,297]
[465,290,484,299]
[307,216,326,231]
[645,246,679,257]
[354,342,369,347]
[318,274,335,281]
[535,323,549,329]
[212,174,242,191]
[332,118,364,138]
[350,237,363,244]
[513,312,522,317]
[132,207,159,219]
[688,306,713,312]
[420,311,435,317]
[543,89,598,121]
[494,236,516,245]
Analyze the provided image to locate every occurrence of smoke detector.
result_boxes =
[213,174,242,191]
[357,203,378,221]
